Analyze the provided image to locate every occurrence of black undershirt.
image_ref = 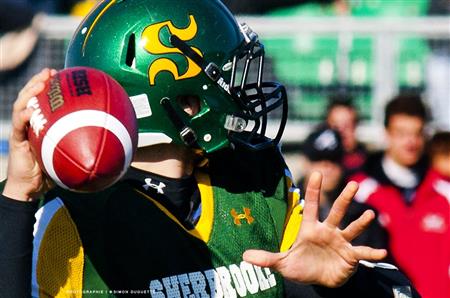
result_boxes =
[124,167,201,229]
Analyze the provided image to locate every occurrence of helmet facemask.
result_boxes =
[170,23,288,151]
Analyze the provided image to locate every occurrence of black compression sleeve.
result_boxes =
[0,194,38,297]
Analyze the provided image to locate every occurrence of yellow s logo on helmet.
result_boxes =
[142,15,203,85]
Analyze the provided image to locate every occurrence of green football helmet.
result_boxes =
[65,0,287,153]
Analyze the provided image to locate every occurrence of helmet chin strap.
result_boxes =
[160,97,198,147]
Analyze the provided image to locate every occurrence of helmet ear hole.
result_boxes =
[177,95,201,117]
[125,34,136,68]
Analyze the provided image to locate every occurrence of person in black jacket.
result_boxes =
[298,126,388,249]
[326,94,368,177]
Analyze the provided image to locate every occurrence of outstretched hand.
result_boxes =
[3,68,57,202]
[243,172,387,288]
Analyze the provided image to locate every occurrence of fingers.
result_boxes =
[243,249,285,269]
[353,246,387,262]
[342,209,375,241]
[302,171,322,223]
[16,68,54,101]
[324,181,359,227]
[10,84,45,144]
[14,68,56,113]
[11,68,56,144]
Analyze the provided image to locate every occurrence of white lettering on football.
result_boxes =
[27,97,48,137]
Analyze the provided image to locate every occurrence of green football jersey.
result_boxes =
[31,147,302,297]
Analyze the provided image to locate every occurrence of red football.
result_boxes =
[27,67,138,192]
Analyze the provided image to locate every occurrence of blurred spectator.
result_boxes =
[284,125,389,297]
[0,0,97,72]
[428,131,450,177]
[401,131,450,298]
[0,0,42,72]
[300,126,345,220]
[352,94,429,275]
[0,1,35,32]
[326,93,368,176]
[299,126,388,249]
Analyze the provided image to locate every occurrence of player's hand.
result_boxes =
[243,172,387,288]
[3,68,57,202]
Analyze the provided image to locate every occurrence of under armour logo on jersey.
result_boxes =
[230,208,254,226]
[143,178,166,194]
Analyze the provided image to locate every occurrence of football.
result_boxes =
[27,67,138,192]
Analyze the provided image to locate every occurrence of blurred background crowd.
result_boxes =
[0,0,449,297]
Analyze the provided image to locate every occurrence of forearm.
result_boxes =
[0,193,38,297]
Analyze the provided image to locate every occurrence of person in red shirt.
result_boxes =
[405,131,450,298]
[352,94,450,297]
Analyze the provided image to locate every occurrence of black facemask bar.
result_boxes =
[169,25,288,151]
